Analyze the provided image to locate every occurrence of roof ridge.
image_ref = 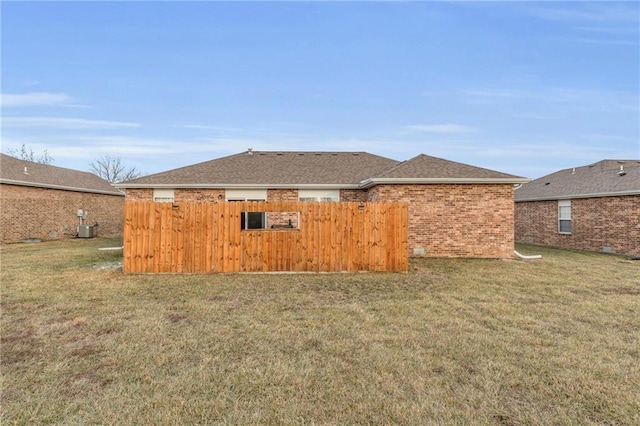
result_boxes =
[373,154,421,178]
[0,153,95,177]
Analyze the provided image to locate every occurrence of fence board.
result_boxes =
[123,201,407,273]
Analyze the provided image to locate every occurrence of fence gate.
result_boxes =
[123,201,408,273]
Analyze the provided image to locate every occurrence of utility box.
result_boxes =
[78,225,95,238]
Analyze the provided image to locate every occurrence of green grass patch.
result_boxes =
[1,238,639,424]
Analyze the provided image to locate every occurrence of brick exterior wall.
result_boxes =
[369,184,515,258]
[125,188,153,201]
[123,184,516,258]
[175,189,225,202]
[340,189,368,202]
[1,183,124,243]
[267,189,298,201]
[515,195,640,256]
[126,188,369,202]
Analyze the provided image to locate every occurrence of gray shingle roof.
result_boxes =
[515,159,640,201]
[370,154,525,180]
[0,153,123,196]
[119,151,527,188]
[122,151,400,187]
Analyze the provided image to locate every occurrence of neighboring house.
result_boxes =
[116,150,528,258]
[0,154,125,243]
[515,159,640,257]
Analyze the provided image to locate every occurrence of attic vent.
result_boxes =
[618,165,626,176]
[259,152,266,155]
[276,152,283,156]
[352,153,360,156]
[315,153,322,155]
[544,182,550,186]
[331,152,338,155]
[298,153,304,156]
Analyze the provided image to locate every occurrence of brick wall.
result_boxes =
[125,188,226,201]
[340,189,368,202]
[267,189,298,201]
[515,195,640,256]
[1,184,124,243]
[127,188,373,202]
[122,184,516,258]
[370,184,515,258]
[125,188,153,201]
[176,189,224,202]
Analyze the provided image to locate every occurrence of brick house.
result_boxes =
[515,159,640,257]
[0,153,125,243]
[116,150,528,258]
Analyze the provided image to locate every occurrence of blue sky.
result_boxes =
[2,1,638,179]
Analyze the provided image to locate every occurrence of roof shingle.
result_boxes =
[515,159,640,201]
[374,154,524,180]
[123,151,399,186]
[0,154,123,196]
[119,150,526,188]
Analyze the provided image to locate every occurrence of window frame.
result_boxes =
[153,188,175,203]
[241,211,266,230]
[558,200,572,234]
[298,189,340,202]
[226,190,268,230]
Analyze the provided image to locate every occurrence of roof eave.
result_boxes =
[359,177,531,189]
[114,183,362,190]
[1,179,124,196]
[516,190,640,202]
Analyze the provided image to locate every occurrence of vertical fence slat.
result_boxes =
[123,202,132,273]
[124,201,407,273]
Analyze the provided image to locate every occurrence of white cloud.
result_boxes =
[1,92,75,107]
[463,89,524,99]
[179,124,245,131]
[571,38,638,46]
[405,124,478,133]
[2,116,140,129]
[463,87,638,111]
[526,3,639,24]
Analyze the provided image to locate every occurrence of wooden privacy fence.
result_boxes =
[123,201,408,273]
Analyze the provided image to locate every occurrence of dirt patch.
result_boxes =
[167,313,188,323]
[1,330,33,344]
[601,287,640,296]
[68,344,103,358]
[93,261,122,271]
[492,414,517,426]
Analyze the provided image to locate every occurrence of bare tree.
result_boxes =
[7,144,54,164]
[89,155,143,183]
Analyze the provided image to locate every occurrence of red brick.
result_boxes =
[515,195,640,256]
[1,184,124,243]
[125,184,516,258]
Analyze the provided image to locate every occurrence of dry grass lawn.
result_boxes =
[1,237,639,425]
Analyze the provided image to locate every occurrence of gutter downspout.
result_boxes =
[514,250,542,260]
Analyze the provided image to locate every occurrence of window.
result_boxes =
[225,189,267,201]
[558,200,571,233]
[153,188,175,202]
[225,189,268,230]
[241,212,265,230]
[298,189,340,202]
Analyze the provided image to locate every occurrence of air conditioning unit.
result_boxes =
[78,225,95,238]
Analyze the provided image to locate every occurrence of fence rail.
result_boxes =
[123,201,408,273]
